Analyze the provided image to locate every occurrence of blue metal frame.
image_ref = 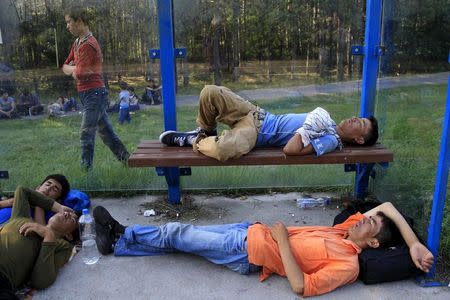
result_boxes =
[151,0,449,286]
[156,0,181,204]
[354,0,383,198]
[426,55,450,278]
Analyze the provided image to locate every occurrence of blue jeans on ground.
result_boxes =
[114,222,261,275]
[118,107,131,124]
[79,87,129,168]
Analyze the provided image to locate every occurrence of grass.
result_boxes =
[0,83,449,265]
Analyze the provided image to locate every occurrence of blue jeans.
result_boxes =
[63,98,77,112]
[79,87,128,168]
[118,107,131,124]
[115,222,260,275]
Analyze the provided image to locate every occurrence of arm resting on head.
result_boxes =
[364,202,434,272]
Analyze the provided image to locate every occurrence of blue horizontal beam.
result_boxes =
[149,48,187,60]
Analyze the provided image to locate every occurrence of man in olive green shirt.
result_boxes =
[0,174,71,225]
[0,185,78,299]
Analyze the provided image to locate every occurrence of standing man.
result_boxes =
[62,6,129,170]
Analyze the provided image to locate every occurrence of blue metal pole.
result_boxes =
[157,0,181,204]
[426,55,450,277]
[355,0,383,198]
[157,0,177,131]
[360,0,382,117]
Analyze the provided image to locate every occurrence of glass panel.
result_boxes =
[0,0,368,193]
[373,0,450,265]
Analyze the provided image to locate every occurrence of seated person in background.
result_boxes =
[128,86,140,112]
[0,174,71,225]
[141,79,162,105]
[47,99,64,116]
[0,90,17,119]
[0,185,77,298]
[118,82,131,125]
[17,89,44,116]
[160,85,378,162]
[62,95,78,112]
[93,202,433,297]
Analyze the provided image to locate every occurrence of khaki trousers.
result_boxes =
[193,85,262,162]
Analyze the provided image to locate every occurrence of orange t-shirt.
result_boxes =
[247,212,364,297]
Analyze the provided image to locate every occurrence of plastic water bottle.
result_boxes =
[79,209,100,265]
[297,197,331,209]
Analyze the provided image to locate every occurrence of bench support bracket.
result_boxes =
[156,167,191,204]
[345,162,389,199]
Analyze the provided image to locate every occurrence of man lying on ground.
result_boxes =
[160,85,379,161]
[0,186,77,300]
[93,202,433,297]
[0,174,71,225]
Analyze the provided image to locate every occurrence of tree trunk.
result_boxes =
[231,0,240,82]
[337,13,345,81]
[211,12,222,86]
[182,57,189,87]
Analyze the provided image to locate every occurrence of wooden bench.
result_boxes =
[128,140,393,203]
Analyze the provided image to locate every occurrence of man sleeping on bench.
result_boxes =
[159,85,379,161]
[93,201,433,297]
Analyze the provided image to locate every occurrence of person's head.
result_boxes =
[47,211,79,240]
[347,211,397,249]
[36,174,71,201]
[64,6,91,36]
[337,115,379,146]
[1,90,8,99]
[119,82,128,91]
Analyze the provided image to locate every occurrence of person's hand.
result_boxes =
[270,221,289,243]
[52,201,74,214]
[410,242,434,273]
[19,222,54,241]
[59,204,74,214]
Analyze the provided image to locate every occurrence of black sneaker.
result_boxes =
[159,131,198,147]
[93,206,125,255]
[186,127,217,137]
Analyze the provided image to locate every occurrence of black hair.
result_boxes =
[119,81,128,90]
[363,116,379,146]
[41,174,71,201]
[374,211,400,248]
[64,6,92,26]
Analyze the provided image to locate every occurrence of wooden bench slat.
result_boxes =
[128,140,393,168]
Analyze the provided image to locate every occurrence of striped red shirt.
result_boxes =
[64,34,104,92]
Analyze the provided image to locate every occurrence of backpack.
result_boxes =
[333,201,424,284]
